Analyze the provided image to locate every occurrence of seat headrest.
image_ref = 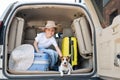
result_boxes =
[25,27,36,40]
[62,27,73,37]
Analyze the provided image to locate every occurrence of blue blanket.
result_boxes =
[28,52,49,71]
[28,48,58,71]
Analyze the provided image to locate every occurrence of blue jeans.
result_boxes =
[39,48,58,68]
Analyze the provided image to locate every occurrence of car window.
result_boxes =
[91,0,119,28]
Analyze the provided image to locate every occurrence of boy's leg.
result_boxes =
[41,48,58,68]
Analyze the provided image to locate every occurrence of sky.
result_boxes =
[0,0,16,17]
[0,0,75,17]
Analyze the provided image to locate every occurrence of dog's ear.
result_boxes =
[67,56,70,59]
[67,55,71,59]
[66,56,70,62]
[60,56,63,60]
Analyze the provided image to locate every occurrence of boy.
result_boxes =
[33,20,62,68]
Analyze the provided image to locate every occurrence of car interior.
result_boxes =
[6,4,94,75]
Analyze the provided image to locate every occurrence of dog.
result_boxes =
[59,56,73,76]
[114,54,120,67]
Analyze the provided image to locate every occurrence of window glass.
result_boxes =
[91,0,119,28]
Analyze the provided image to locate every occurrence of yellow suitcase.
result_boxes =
[62,37,78,66]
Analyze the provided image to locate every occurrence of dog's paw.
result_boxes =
[67,73,70,75]
[60,73,64,76]
[67,72,71,75]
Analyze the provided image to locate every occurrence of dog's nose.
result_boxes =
[117,54,120,59]
[64,62,67,64]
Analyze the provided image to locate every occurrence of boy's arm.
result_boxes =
[33,40,40,53]
[55,46,62,57]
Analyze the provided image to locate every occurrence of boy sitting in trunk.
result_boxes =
[33,20,62,69]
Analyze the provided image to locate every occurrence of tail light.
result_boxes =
[0,21,3,29]
[0,21,3,44]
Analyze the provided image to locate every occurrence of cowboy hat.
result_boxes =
[38,20,62,33]
[9,44,34,71]
[45,20,57,28]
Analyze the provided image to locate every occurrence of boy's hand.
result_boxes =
[59,54,62,59]
[38,50,44,54]
[36,50,40,53]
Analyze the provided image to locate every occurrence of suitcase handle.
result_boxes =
[69,37,74,63]
[71,41,74,61]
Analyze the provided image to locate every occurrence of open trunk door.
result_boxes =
[84,0,120,79]
[97,15,120,79]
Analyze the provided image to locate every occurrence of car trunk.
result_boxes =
[5,4,95,76]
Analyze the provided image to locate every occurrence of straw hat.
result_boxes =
[9,44,34,71]
[38,20,62,33]
[45,20,57,28]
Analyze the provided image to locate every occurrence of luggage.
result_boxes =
[62,37,78,67]
[28,52,49,71]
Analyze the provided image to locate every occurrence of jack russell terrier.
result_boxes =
[59,56,73,76]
